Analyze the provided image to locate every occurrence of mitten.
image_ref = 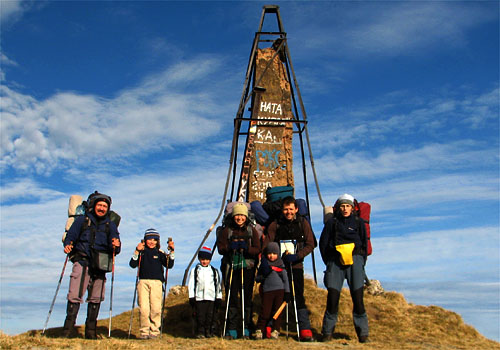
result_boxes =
[239,240,248,251]
[230,240,241,251]
[259,257,272,276]
[284,292,291,303]
[215,298,222,309]
[283,254,298,264]
[189,297,196,308]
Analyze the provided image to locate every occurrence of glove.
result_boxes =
[215,298,222,309]
[239,240,248,251]
[259,257,271,276]
[189,297,196,308]
[283,254,298,264]
[284,292,291,303]
[230,241,241,251]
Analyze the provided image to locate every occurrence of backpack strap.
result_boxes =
[211,266,219,296]
[88,218,110,251]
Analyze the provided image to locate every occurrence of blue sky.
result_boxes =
[1,0,498,342]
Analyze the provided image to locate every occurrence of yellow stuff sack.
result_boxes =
[335,243,355,265]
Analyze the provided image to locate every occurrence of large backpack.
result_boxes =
[324,198,372,256]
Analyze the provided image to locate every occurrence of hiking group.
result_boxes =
[55,190,371,343]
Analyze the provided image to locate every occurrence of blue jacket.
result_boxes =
[319,214,366,266]
[64,213,121,262]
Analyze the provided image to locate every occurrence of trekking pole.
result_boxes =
[160,237,172,337]
[108,246,116,338]
[128,252,142,338]
[285,303,289,340]
[240,250,245,338]
[289,263,300,342]
[42,252,70,335]
[222,251,235,338]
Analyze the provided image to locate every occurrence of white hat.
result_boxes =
[337,193,354,207]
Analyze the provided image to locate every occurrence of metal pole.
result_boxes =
[240,251,245,337]
[160,237,173,337]
[108,246,116,338]
[42,254,69,335]
[289,264,300,342]
[128,253,142,338]
[222,253,235,338]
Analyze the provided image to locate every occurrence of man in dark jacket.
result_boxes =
[62,192,121,339]
[263,196,315,341]
[319,193,368,343]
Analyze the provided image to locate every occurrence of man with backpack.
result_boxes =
[263,196,315,342]
[319,193,369,343]
[62,192,121,339]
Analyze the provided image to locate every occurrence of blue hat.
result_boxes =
[144,228,160,241]
[198,246,212,260]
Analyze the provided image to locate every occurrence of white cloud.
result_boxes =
[0,57,230,174]
[314,141,498,183]
[289,2,497,59]
[0,178,64,202]
[0,0,24,25]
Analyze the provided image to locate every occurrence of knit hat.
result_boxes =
[232,203,248,218]
[144,228,160,241]
[265,242,280,255]
[198,246,212,260]
[337,193,354,207]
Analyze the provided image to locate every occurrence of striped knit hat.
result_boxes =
[144,228,160,241]
[198,246,212,260]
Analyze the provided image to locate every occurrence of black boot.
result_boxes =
[62,302,80,338]
[85,302,100,339]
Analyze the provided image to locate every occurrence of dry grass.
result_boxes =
[2,279,499,350]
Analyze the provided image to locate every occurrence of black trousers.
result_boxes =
[195,300,215,336]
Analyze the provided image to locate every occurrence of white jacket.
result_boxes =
[188,264,222,301]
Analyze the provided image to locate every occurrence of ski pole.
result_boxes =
[42,253,70,335]
[285,303,289,340]
[240,250,245,338]
[289,263,300,342]
[160,237,172,337]
[128,252,142,338]
[222,251,235,338]
[108,246,116,338]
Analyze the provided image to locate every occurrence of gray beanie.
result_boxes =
[265,242,280,255]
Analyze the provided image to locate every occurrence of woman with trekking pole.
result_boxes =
[129,229,174,340]
[216,203,261,339]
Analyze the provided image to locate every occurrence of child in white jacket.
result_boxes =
[188,246,222,338]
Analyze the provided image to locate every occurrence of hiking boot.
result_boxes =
[359,335,369,343]
[321,333,333,342]
[196,333,205,339]
[270,330,280,339]
[253,329,263,339]
[149,334,159,340]
[84,302,100,340]
[139,334,149,340]
[242,328,250,339]
[299,329,314,342]
[62,302,80,338]
[224,329,237,340]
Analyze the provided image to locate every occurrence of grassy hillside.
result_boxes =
[1,279,498,350]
